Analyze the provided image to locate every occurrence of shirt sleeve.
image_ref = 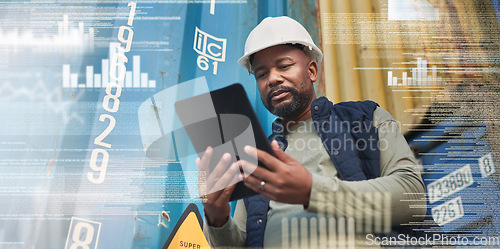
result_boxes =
[203,199,247,247]
[306,107,427,226]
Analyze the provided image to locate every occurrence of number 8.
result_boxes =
[103,83,122,113]
[70,222,94,249]
[483,157,493,174]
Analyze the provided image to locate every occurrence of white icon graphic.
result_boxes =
[388,58,444,87]
[388,0,439,21]
[193,27,227,75]
[62,43,156,89]
[0,14,94,53]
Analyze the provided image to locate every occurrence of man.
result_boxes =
[197,16,427,248]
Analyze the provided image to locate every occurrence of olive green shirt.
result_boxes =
[204,107,426,248]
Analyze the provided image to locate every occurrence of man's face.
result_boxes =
[251,45,317,119]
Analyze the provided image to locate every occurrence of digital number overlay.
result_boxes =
[432,196,464,226]
[87,2,137,185]
[427,164,473,204]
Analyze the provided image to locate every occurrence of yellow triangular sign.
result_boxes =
[162,203,210,249]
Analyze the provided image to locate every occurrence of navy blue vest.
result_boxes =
[244,97,380,247]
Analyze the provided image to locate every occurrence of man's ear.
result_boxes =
[308,60,318,82]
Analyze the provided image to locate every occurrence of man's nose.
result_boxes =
[268,68,284,87]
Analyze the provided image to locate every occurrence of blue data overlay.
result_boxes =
[408,120,500,246]
[0,1,266,248]
[4,0,500,248]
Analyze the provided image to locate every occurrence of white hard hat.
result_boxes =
[238,16,323,73]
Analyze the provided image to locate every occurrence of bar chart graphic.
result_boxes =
[0,15,94,53]
[62,43,156,89]
[387,58,444,87]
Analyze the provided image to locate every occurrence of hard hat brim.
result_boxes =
[238,41,323,74]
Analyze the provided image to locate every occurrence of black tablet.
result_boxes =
[175,83,274,201]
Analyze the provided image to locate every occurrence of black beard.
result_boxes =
[263,85,311,118]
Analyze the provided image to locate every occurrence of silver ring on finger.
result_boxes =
[260,180,266,191]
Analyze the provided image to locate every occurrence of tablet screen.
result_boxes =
[175,83,274,200]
